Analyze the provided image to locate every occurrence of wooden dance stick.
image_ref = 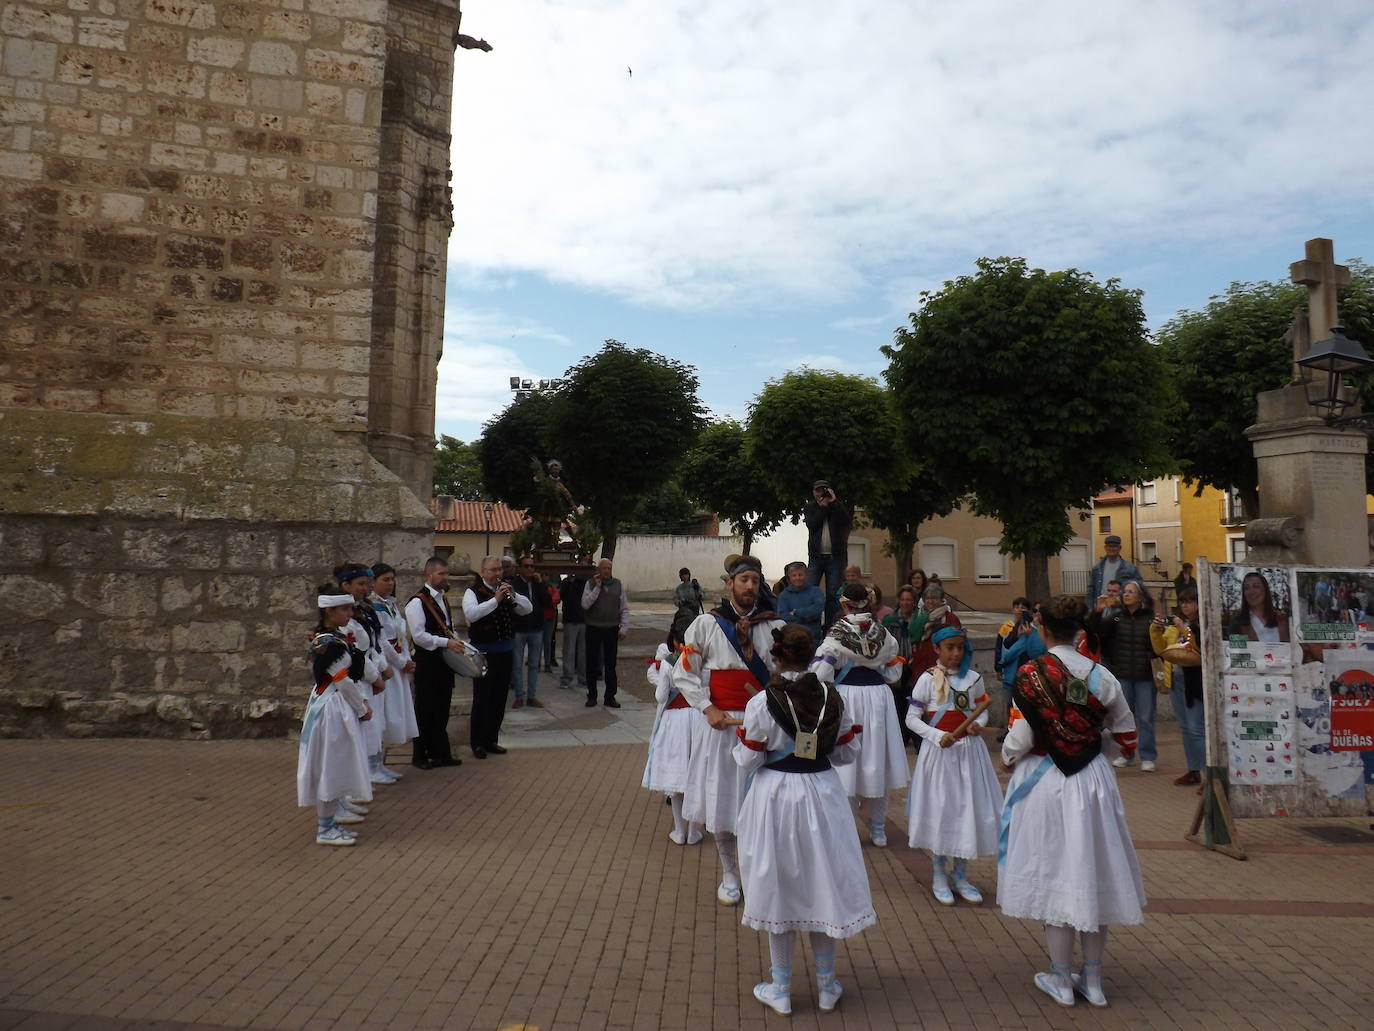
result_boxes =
[722,716,744,727]
[950,698,991,740]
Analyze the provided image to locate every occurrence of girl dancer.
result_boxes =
[298,586,374,846]
[734,625,874,1016]
[642,608,705,845]
[370,563,419,777]
[336,563,395,786]
[812,582,908,846]
[999,596,1145,1008]
[905,626,1001,904]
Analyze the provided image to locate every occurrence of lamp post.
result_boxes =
[1296,326,1374,424]
[484,502,493,556]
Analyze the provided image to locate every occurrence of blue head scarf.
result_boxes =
[931,625,973,677]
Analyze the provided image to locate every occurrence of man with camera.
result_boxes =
[582,558,630,708]
[405,556,471,769]
[463,554,533,758]
[804,479,852,626]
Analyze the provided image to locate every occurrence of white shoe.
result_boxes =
[686,824,704,845]
[669,828,686,846]
[333,809,364,825]
[953,877,983,905]
[870,823,887,848]
[1140,760,1156,772]
[818,979,843,1012]
[1111,755,1134,769]
[369,770,398,785]
[1034,972,1075,1006]
[339,799,368,815]
[752,982,791,1015]
[316,825,356,847]
[1071,971,1108,1007]
[380,764,403,779]
[716,881,742,906]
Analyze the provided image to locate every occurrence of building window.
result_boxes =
[1098,515,1111,533]
[1228,535,1248,563]
[1172,478,1180,503]
[1176,539,1184,562]
[1139,481,1157,505]
[1139,540,1158,566]
[974,539,1008,583]
[1223,488,1246,525]
[848,539,870,575]
[919,538,957,581]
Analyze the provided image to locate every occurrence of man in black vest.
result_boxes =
[462,554,532,758]
[404,556,468,769]
[582,557,630,708]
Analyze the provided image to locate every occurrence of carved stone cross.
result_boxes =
[1289,237,1350,366]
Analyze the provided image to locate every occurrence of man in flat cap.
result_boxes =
[804,479,851,626]
[1085,534,1141,609]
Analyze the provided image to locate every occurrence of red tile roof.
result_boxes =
[1093,487,1133,503]
[431,498,527,533]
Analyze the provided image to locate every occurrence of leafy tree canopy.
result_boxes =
[620,480,698,536]
[745,369,899,510]
[432,435,485,500]
[678,420,790,553]
[475,391,554,512]
[883,257,1173,598]
[545,340,706,558]
[1157,259,1374,511]
[860,462,960,583]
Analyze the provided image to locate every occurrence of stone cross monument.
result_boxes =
[1243,238,1369,566]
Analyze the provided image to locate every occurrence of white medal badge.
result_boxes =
[786,684,827,760]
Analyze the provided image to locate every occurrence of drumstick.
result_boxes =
[951,698,991,740]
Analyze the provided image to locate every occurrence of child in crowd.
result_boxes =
[298,586,375,846]
[905,626,1001,904]
[642,608,705,845]
[734,625,874,1016]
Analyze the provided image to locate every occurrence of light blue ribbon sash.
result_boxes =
[997,755,1053,866]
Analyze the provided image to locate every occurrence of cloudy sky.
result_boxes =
[437,0,1374,442]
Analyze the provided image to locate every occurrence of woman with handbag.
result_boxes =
[1150,587,1204,786]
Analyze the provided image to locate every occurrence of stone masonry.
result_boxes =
[0,0,467,735]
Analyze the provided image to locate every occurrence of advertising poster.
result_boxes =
[1223,674,1296,785]
[1324,650,1374,752]
[1293,570,1374,644]
[1217,567,1293,657]
[1294,660,1369,797]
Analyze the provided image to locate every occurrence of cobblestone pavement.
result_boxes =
[3,610,1373,1030]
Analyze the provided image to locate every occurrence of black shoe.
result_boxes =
[413,759,434,770]
[471,747,487,759]
[604,698,621,709]
[486,744,508,755]
[585,698,597,707]
[436,758,462,767]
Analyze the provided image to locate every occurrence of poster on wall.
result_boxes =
[1324,650,1374,752]
[1222,673,1296,785]
[1293,570,1374,644]
[1215,566,1293,670]
[1294,661,1370,797]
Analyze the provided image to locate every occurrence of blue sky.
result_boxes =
[436,0,1374,443]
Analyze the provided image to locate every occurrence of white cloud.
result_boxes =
[450,0,1374,312]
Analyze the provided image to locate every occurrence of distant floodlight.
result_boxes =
[521,378,533,390]
[509,376,520,389]
[539,379,549,389]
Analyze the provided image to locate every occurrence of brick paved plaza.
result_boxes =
[3,617,1373,1030]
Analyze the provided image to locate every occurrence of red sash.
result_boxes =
[666,694,690,710]
[709,668,760,711]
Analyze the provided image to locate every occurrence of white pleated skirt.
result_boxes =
[361,684,384,753]
[296,693,373,806]
[737,766,877,937]
[996,753,1146,931]
[905,735,1002,858]
[642,706,698,794]
[382,671,419,745]
[834,682,909,799]
[683,711,750,833]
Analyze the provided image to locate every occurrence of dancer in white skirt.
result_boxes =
[905,625,1001,905]
[999,595,1145,1008]
[298,586,375,846]
[674,555,783,905]
[811,582,908,847]
[735,625,873,1016]
[336,563,395,787]
[370,563,419,774]
[642,608,704,845]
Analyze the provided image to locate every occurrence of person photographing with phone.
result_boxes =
[804,480,851,626]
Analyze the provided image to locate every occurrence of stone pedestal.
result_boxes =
[1244,384,1370,565]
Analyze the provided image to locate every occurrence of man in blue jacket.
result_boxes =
[1085,535,1141,607]
[776,560,825,644]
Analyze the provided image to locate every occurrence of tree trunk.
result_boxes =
[742,528,754,555]
[888,531,915,585]
[1023,546,1052,603]
[601,518,618,560]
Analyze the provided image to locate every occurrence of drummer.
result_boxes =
[462,554,532,759]
[406,556,478,768]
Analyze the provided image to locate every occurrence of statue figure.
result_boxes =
[530,458,580,548]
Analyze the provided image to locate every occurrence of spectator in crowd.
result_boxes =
[583,558,630,708]
[1087,580,1158,771]
[559,567,589,693]
[510,555,550,709]
[870,584,893,624]
[777,560,825,644]
[908,569,928,598]
[910,584,961,674]
[804,480,851,625]
[1086,535,1141,608]
[541,579,560,672]
[673,567,705,616]
[882,585,920,746]
[996,598,1046,741]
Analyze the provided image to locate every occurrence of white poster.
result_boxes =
[1223,674,1296,785]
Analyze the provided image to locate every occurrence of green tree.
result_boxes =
[475,391,554,512]
[620,480,697,535]
[1157,260,1374,515]
[883,257,1173,601]
[432,435,485,500]
[545,340,706,559]
[678,420,790,554]
[745,369,900,511]
[860,464,960,585]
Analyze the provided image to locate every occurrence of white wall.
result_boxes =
[732,518,811,583]
[613,533,745,592]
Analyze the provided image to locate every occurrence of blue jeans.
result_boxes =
[513,629,543,701]
[1119,678,1157,761]
[807,554,844,626]
[1171,687,1206,772]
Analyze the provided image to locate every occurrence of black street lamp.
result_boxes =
[484,502,493,556]
[1297,326,1374,422]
